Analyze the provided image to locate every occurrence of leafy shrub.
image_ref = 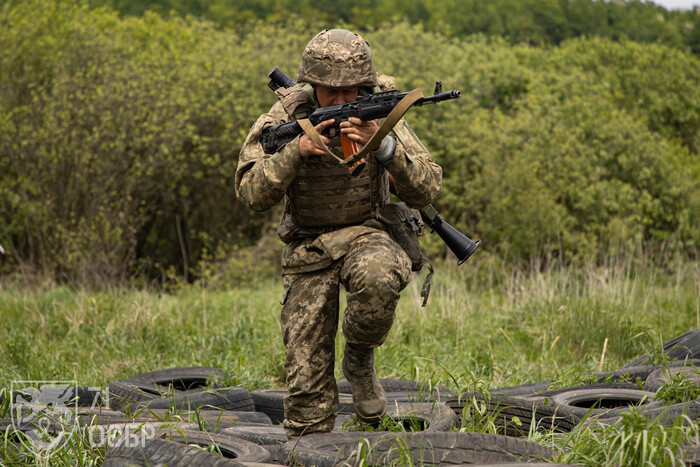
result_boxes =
[0,3,698,283]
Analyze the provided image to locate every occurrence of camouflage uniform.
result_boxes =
[235,29,442,437]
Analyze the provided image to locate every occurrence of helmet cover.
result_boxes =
[297,29,378,88]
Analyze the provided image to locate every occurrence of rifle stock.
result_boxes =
[386,175,479,266]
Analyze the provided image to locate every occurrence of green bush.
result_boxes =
[0,1,306,283]
[0,2,698,283]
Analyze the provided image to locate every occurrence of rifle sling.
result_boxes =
[297,119,345,164]
[297,88,425,172]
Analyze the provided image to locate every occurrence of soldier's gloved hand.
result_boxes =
[371,136,396,167]
[299,119,336,158]
[340,117,379,147]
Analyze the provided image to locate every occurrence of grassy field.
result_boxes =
[1,255,699,465]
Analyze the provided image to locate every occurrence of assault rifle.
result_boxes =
[261,67,461,155]
[262,67,479,266]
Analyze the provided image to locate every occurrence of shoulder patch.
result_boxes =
[376,73,397,91]
[275,85,315,120]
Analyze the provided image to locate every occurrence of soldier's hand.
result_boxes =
[299,119,336,158]
[340,117,380,150]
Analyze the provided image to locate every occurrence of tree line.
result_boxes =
[82,0,700,54]
[0,0,698,285]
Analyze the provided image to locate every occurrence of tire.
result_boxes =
[9,385,104,408]
[334,431,557,466]
[465,392,578,436]
[144,387,254,411]
[107,367,230,409]
[281,432,387,467]
[623,329,700,368]
[595,360,700,386]
[645,364,700,392]
[126,367,226,390]
[546,387,657,420]
[262,442,286,464]
[447,391,577,435]
[251,389,286,424]
[75,407,269,429]
[109,380,254,412]
[221,424,289,446]
[581,400,700,429]
[103,435,247,467]
[338,378,455,400]
[378,402,458,432]
[161,428,272,463]
[490,380,553,397]
[526,382,642,399]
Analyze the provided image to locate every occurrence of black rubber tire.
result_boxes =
[535,382,642,397]
[103,435,247,466]
[126,367,226,390]
[162,428,272,463]
[453,392,578,436]
[108,367,228,409]
[144,387,254,411]
[378,402,458,432]
[645,364,700,392]
[9,385,104,408]
[108,379,168,407]
[262,442,286,464]
[337,378,455,400]
[281,432,387,467]
[448,383,655,426]
[334,431,557,466]
[250,389,286,424]
[595,364,668,385]
[623,329,700,368]
[595,360,700,386]
[582,400,700,428]
[546,387,657,420]
[220,423,289,445]
[490,380,553,397]
[72,407,269,429]
[109,380,254,412]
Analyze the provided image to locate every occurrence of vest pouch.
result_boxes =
[378,202,424,272]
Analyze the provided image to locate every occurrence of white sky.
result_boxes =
[646,0,699,9]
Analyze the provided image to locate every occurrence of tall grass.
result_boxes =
[1,256,697,392]
[0,256,698,465]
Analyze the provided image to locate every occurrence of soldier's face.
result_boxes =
[315,86,359,107]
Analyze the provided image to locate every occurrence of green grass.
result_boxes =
[1,256,698,465]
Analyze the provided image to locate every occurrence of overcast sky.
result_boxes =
[647,0,698,9]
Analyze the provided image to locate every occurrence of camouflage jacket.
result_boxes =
[235,89,442,274]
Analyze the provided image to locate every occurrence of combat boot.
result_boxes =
[341,342,386,423]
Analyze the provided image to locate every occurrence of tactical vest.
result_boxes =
[277,85,390,228]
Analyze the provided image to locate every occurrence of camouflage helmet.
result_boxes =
[297,29,378,88]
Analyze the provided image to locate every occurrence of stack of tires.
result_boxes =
[98,370,562,465]
[10,329,697,466]
[445,330,700,458]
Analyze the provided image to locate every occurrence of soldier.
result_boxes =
[235,29,442,438]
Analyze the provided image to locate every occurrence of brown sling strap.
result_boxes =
[297,88,425,172]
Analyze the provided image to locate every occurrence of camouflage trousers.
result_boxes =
[281,231,411,437]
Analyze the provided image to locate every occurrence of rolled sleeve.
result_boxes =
[235,104,302,212]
